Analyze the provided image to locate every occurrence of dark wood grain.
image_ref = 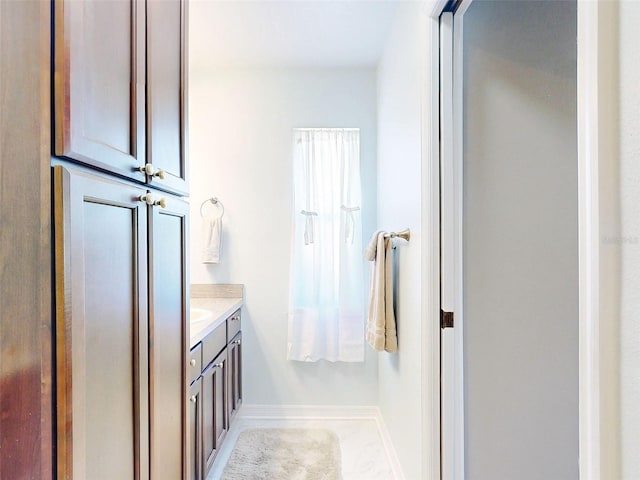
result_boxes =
[53,167,150,480]
[146,0,189,195]
[188,378,203,480]
[203,322,227,369]
[202,349,228,475]
[0,1,53,479]
[53,0,146,181]
[149,193,189,480]
[228,332,243,422]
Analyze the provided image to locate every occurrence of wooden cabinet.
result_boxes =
[54,167,188,480]
[202,349,229,473]
[53,167,150,480]
[53,0,188,195]
[149,196,189,479]
[53,0,146,181]
[228,332,243,422]
[189,311,242,479]
[147,0,189,194]
[188,379,203,480]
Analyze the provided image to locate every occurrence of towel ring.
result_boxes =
[200,197,225,218]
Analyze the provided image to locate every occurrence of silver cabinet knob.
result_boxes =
[190,359,197,367]
[189,395,197,403]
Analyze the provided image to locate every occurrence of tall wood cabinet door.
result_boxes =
[228,333,242,422]
[188,379,203,480]
[149,193,189,480]
[202,349,228,474]
[146,0,189,195]
[53,166,149,480]
[53,0,146,182]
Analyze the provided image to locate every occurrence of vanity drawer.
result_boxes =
[189,343,202,384]
[202,322,226,368]
[227,309,241,343]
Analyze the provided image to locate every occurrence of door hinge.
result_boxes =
[441,310,454,329]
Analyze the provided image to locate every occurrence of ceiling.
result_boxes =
[189,0,400,70]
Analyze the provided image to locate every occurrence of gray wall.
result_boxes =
[462,1,578,479]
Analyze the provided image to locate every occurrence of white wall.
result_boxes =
[618,2,640,478]
[376,4,426,479]
[188,67,379,405]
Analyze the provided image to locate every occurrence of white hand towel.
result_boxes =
[365,231,398,352]
[202,214,222,264]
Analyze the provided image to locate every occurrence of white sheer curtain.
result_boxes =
[288,128,364,362]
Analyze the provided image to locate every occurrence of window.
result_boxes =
[287,128,364,362]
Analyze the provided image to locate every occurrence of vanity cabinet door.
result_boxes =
[188,378,203,480]
[53,0,146,182]
[228,332,242,422]
[146,0,188,195]
[149,193,189,479]
[202,349,228,474]
[53,166,149,480]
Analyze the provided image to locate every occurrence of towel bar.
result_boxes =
[200,197,225,218]
[384,228,410,242]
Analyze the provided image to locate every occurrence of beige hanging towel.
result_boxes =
[365,231,398,352]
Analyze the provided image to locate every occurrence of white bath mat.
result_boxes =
[221,428,342,480]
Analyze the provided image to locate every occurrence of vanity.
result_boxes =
[188,285,243,480]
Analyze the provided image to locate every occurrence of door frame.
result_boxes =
[422,0,605,478]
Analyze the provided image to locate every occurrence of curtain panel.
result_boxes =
[288,128,364,362]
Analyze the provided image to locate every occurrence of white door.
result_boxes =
[439,1,580,479]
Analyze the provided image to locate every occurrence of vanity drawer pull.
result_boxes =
[189,395,197,403]
[190,359,197,367]
[214,362,224,369]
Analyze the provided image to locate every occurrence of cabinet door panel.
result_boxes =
[53,0,145,181]
[53,167,149,480]
[228,333,242,422]
[147,0,188,194]
[202,350,228,474]
[188,379,203,480]
[150,194,189,480]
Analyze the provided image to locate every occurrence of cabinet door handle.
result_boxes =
[234,340,241,346]
[231,316,240,322]
[190,359,197,367]
[137,163,165,180]
[138,163,154,176]
[189,395,197,403]
[139,195,166,209]
[139,193,154,206]
[215,362,224,369]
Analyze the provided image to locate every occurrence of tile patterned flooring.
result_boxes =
[206,416,396,480]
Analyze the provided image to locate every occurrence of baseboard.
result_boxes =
[373,409,406,480]
[238,404,405,480]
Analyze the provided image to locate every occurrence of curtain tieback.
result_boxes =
[300,210,318,245]
[341,205,360,244]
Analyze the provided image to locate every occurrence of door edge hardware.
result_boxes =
[441,310,454,329]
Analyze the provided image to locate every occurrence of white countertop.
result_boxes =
[190,297,243,347]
